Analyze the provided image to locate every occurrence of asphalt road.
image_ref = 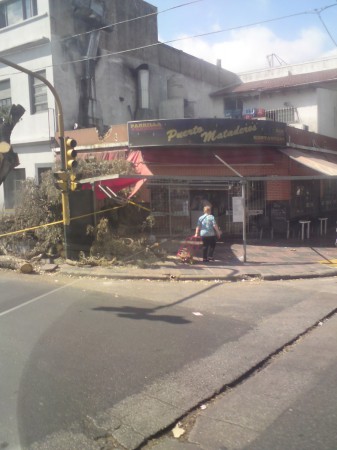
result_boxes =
[1,272,337,449]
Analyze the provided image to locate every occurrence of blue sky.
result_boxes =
[149,0,337,72]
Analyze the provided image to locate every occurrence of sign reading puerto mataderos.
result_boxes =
[128,118,286,147]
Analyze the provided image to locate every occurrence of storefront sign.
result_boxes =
[128,118,286,147]
[232,197,244,222]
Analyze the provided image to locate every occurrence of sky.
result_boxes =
[148,0,337,73]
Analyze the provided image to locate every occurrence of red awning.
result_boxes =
[127,147,281,179]
[80,175,146,200]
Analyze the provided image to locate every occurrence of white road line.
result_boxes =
[0,280,78,317]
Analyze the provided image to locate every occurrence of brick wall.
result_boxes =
[266,180,291,200]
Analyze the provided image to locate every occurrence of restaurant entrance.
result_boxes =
[149,181,266,237]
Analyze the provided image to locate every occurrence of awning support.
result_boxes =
[98,184,127,204]
[98,184,118,198]
[214,153,247,263]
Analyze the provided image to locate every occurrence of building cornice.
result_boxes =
[0,37,50,58]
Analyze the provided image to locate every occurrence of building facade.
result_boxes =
[63,118,337,239]
[0,0,238,210]
[212,56,337,140]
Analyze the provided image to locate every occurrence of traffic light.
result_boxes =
[70,173,81,191]
[53,171,68,191]
[65,137,77,171]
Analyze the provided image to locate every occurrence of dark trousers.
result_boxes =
[202,235,217,260]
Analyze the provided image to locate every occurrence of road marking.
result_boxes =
[319,258,337,266]
[0,280,78,317]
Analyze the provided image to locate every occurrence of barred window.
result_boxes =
[30,70,48,113]
[265,107,295,124]
[0,79,11,109]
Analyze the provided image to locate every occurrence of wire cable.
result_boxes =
[315,6,337,47]
[45,6,337,69]
[59,0,206,42]
[1,3,337,78]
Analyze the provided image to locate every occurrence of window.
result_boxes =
[30,70,48,113]
[37,166,52,184]
[266,107,295,124]
[224,98,243,119]
[0,0,37,29]
[290,180,319,217]
[321,179,337,211]
[0,79,11,109]
[3,168,25,209]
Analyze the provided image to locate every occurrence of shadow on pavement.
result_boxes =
[92,284,222,323]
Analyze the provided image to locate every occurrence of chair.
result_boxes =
[256,215,271,239]
[298,220,311,240]
[271,219,290,240]
[318,217,328,236]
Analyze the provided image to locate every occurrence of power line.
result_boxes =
[315,5,337,47]
[1,3,337,79]
[59,0,206,42]
[48,5,337,68]
[0,0,207,76]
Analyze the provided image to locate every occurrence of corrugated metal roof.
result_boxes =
[280,147,337,175]
[211,68,337,97]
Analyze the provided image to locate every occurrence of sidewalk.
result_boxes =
[57,236,337,282]
[147,312,337,450]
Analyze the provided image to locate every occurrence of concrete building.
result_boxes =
[211,56,337,139]
[0,0,238,210]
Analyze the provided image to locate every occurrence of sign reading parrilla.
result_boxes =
[128,118,286,147]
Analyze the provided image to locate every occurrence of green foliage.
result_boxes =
[141,214,155,232]
[76,157,135,179]
[0,157,146,260]
[1,171,63,257]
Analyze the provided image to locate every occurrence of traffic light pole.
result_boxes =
[0,56,71,259]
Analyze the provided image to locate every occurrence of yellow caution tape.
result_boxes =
[0,199,151,239]
[0,220,63,238]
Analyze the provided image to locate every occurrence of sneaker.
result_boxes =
[208,256,214,261]
[202,259,209,262]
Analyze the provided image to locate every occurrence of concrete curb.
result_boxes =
[56,267,337,282]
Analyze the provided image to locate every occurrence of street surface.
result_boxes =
[0,271,337,449]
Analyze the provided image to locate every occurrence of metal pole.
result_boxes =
[242,180,247,262]
[168,185,172,236]
[214,153,247,262]
[0,56,70,259]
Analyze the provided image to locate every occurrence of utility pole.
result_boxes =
[0,56,71,259]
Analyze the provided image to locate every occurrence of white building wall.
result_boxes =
[0,0,54,210]
[242,89,318,132]
[317,88,337,139]
[9,54,55,143]
[231,56,337,139]
[0,3,50,55]
[239,56,337,82]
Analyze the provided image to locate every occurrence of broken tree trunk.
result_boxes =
[0,104,25,185]
[0,257,34,273]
